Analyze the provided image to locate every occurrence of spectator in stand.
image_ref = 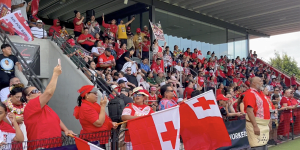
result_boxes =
[216,83,224,96]
[155,70,167,86]
[159,84,178,110]
[115,41,127,60]
[151,58,164,75]
[207,76,216,93]
[142,26,150,37]
[0,103,24,143]
[243,77,270,149]
[152,40,167,61]
[77,28,96,51]
[23,65,75,144]
[291,74,297,88]
[121,87,154,149]
[173,45,181,58]
[140,58,150,74]
[73,10,84,40]
[96,48,116,70]
[86,16,100,36]
[95,33,101,41]
[195,71,205,91]
[206,51,211,60]
[124,67,138,89]
[116,48,135,71]
[27,16,37,27]
[133,28,146,57]
[280,78,287,89]
[126,27,135,50]
[141,36,151,59]
[49,19,61,36]
[0,77,20,103]
[269,101,279,145]
[0,44,22,91]
[102,14,117,38]
[236,95,245,114]
[217,95,242,120]
[184,48,192,59]
[31,20,47,39]
[11,0,31,21]
[73,85,117,149]
[117,17,135,44]
[91,40,105,59]
[59,25,69,38]
[146,71,158,88]
[120,88,133,106]
[216,66,227,86]
[295,86,300,95]
[245,76,251,87]
[278,89,298,140]
[183,81,194,99]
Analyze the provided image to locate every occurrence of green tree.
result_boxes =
[269,51,300,78]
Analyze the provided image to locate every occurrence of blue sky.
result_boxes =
[250,31,300,66]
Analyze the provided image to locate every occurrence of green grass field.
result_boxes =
[269,138,300,150]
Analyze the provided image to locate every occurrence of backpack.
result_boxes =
[108,95,125,123]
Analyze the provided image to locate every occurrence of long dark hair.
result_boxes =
[10,83,25,102]
[22,87,31,102]
[0,102,7,112]
[237,94,245,112]
[158,84,171,105]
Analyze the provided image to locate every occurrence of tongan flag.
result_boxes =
[180,90,231,150]
[73,136,104,150]
[31,0,40,20]
[127,105,180,150]
[0,10,33,41]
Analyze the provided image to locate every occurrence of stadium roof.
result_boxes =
[38,0,300,38]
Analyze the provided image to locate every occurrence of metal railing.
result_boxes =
[50,31,117,96]
[0,28,45,92]
[259,58,300,84]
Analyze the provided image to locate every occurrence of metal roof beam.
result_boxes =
[231,4,300,21]
[132,0,269,37]
[188,0,227,10]
[39,0,80,16]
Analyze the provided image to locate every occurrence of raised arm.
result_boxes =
[9,113,24,142]
[93,96,108,127]
[125,17,135,27]
[39,65,62,108]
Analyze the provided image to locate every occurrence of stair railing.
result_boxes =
[0,28,45,91]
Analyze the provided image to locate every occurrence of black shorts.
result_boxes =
[74,31,82,37]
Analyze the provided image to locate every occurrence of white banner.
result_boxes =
[149,20,165,41]
[0,10,33,42]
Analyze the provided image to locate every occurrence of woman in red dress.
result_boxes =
[278,89,298,139]
[121,87,154,149]
[73,85,117,149]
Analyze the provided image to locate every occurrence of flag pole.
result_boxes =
[116,120,128,126]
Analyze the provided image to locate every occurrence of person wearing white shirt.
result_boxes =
[11,0,31,21]
[0,77,20,102]
[31,20,47,39]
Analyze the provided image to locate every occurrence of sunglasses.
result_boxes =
[133,93,144,97]
[166,90,174,92]
[127,70,131,71]
[107,70,111,71]
[27,89,40,96]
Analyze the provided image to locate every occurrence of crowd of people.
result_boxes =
[1,1,300,149]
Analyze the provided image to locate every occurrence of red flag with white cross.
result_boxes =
[180,90,231,150]
[127,105,180,150]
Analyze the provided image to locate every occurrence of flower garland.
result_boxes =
[7,99,26,115]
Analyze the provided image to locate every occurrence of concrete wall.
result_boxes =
[8,35,102,133]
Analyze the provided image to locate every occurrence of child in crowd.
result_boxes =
[148,87,158,111]
[59,25,69,38]
[269,101,279,145]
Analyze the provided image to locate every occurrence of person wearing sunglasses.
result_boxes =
[158,84,181,111]
[121,87,154,149]
[22,65,75,148]
[73,85,118,149]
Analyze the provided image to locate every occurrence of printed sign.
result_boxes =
[149,20,165,41]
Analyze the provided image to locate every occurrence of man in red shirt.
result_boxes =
[196,71,205,92]
[191,48,198,61]
[102,14,117,37]
[151,58,163,74]
[96,48,116,70]
[216,66,227,86]
[243,77,270,149]
[183,81,194,99]
[141,36,150,59]
[184,48,191,59]
[77,28,96,51]
[142,25,150,37]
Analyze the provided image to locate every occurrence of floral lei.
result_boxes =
[7,99,26,115]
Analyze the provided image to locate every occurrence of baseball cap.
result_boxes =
[67,39,75,46]
[216,95,229,101]
[136,28,141,33]
[111,85,118,89]
[133,87,149,97]
[193,62,197,65]
[121,88,129,93]
[150,87,157,91]
[117,79,126,84]
[127,26,131,30]
[37,20,43,23]
[105,48,112,52]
